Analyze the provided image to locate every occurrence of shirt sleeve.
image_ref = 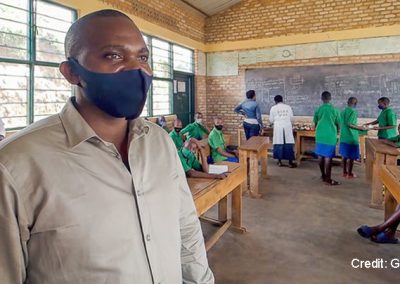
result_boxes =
[288,106,294,121]
[269,107,275,124]
[233,103,242,114]
[256,105,263,126]
[174,151,215,284]
[178,151,192,173]
[0,163,28,284]
[313,109,319,126]
[387,110,397,126]
[181,124,193,135]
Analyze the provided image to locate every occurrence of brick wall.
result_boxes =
[205,0,400,43]
[100,0,206,42]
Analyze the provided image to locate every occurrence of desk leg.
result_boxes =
[231,184,246,233]
[359,136,366,164]
[250,151,262,198]
[260,148,268,178]
[365,146,373,183]
[218,196,228,222]
[370,153,384,209]
[239,150,249,195]
[296,135,302,165]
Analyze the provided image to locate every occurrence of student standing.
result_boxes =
[269,95,296,167]
[314,91,341,185]
[234,90,263,139]
[364,97,397,139]
[339,97,366,178]
[181,112,210,140]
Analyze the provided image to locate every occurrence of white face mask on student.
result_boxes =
[196,118,203,124]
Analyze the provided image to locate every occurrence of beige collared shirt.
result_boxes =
[0,98,214,284]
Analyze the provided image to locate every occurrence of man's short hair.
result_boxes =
[321,91,331,101]
[246,90,256,99]
[347,97,357,105]
[274,95,283,103]
[378,97,390,104]
[64,9,133,58]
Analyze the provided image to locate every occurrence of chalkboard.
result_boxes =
[245,62,400,118]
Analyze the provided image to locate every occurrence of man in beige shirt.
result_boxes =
[0,9,214,284]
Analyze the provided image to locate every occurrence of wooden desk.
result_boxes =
[295,130,367,165]
[379,166,400,221]
[365,138,400,209]
[238,136,270,198]
[295,130,316,165]
[188,162,246,251]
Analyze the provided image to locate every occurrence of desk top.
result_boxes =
[366,138,400,156]
[239,136,270,151]
[187,162,242,199]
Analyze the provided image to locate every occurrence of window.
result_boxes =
[0,0,75,129]
[173,45,194,73]
[144,36,194,117]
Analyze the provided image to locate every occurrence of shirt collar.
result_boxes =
[59,97,149,149]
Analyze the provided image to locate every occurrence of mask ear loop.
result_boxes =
[67,57,84,88]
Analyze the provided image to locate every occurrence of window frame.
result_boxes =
[0,0,77,130]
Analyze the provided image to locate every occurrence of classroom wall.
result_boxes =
[205,0,400,44]
[202,0,400,140]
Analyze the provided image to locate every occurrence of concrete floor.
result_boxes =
[202,159,400,284]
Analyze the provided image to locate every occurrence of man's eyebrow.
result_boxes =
[100,45,149,53]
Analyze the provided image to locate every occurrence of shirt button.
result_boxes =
[146,234,151,241]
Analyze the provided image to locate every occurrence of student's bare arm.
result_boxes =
[187,169,226,179]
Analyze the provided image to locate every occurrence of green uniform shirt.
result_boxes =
[388,135,400,147]
[313,103,341,145]
[169,130,183,149]
[178,147,202,173]
[377,107,397,139]
[181,122,209,140]
[340,107,359,145]
[208,128,227,162]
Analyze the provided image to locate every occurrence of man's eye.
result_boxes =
[105,53,122,60]
[139,55,148,62]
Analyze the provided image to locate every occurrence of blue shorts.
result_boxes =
[339,143,360,160]
[226,156,239,163]
[314,143,336,158]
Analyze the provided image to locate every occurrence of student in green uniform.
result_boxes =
[339,97,367,178]
[178,138,227,179]
[313,91,341,185]
[364,97,397,139]
[181,112,210,140]
[208,117,239,163]
[169,119,184,149]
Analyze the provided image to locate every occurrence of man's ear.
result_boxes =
[59,61,80,85]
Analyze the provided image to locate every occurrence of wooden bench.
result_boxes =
[146,114,177,132]
[188,161,246,251]
[379,166,400,222]
[365,138,400,209]
[238,136,270,198]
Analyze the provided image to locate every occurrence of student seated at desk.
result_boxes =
[181,112,210,140]
[357,206,400,244]
[179,139,227,179]
[169,119,184,149]
[208,117,239,163]
[364,97,397,140]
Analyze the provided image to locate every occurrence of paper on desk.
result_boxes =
[208,164,228,174]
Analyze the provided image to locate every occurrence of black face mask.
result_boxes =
[174,127,182,133]
[215,125,223,131]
